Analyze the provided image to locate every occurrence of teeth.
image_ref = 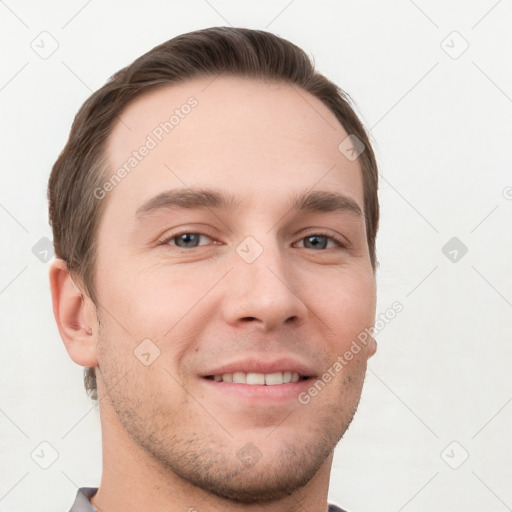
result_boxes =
[233,372,246,383]
[247,373,265,385]
[210,371,303,385]
[265,372,283,385]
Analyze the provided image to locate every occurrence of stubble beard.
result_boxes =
[96,318,365,505]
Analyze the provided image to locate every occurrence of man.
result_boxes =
[48,26,379,512]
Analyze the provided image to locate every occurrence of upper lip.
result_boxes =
[201,356,316,378]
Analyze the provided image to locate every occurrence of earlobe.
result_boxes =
[49,258,98,367]
[367,335,377,359]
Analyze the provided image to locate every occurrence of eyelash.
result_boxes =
[159,230,347,251]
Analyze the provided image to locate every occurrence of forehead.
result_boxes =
[103,75,364,215]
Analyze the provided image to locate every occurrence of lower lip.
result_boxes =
[200,377,314,404]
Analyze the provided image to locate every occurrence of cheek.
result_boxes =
[96,259,220,356]
[315,267,376,343]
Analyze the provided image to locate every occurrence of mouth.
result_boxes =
[199,358,316,403]
[203,371,309,385]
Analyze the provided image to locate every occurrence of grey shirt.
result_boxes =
[68,487,349,512]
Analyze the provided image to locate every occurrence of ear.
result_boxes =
[49,258,98,367]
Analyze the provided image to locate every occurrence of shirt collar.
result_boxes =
[68,487,98,512]
[68,486,347,512]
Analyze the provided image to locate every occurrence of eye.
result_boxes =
[296,233,345,250]
[163,232,214,249]
[159,231,346,251]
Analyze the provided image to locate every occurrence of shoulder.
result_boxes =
[68,487,98,511]
[328,504,349,512]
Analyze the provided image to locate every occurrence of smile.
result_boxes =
[204,371,308,385]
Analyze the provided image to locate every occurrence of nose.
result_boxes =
[221,239,309,332]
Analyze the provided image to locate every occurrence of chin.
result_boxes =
[176,443,330,504]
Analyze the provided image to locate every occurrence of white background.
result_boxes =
[1,1,511,511]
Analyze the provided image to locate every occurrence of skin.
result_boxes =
[50,76,377,512]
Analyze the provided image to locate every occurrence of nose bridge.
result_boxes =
[222,233,308,330]
[239,234,288,291]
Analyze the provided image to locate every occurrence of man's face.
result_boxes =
[92,76,376,503]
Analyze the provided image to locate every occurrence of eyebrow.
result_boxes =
[135,187,363,219]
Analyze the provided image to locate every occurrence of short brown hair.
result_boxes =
[48,26,379,401]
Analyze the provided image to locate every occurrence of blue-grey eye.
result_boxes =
[303,235,329,250]
[173,233,203,248]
